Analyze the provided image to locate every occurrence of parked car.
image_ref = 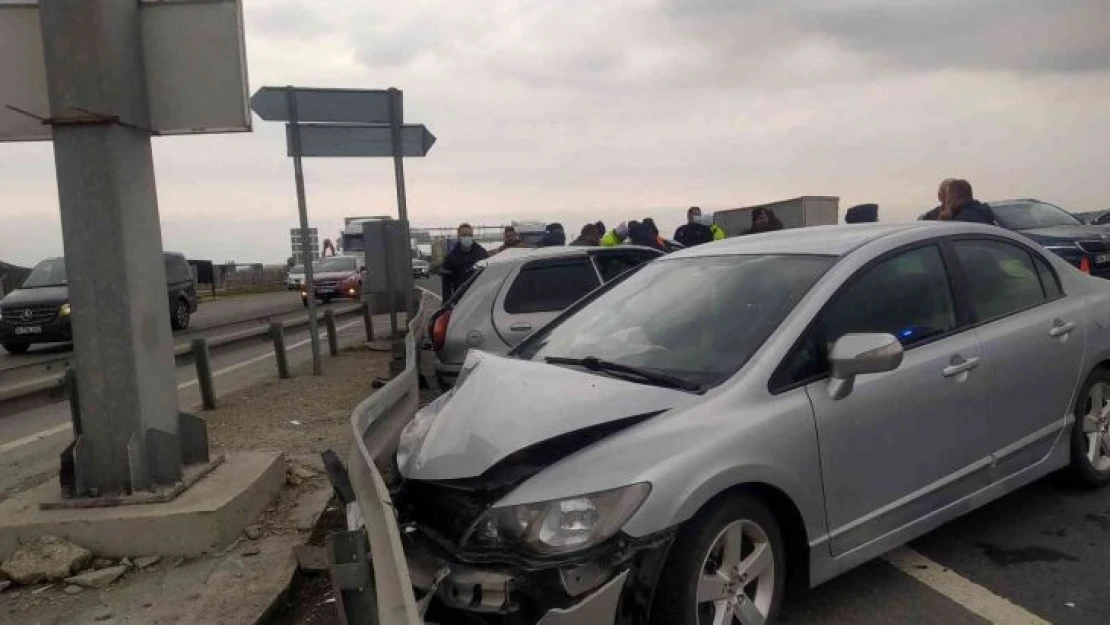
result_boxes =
[412,258,430,279]
[300,256,362,307]
[391,222,1110,624]
[286,264,305,290]
[991,199,1110,278]
[428,245,664,387]
[1073,210,1110,226]
[0,253,198,354]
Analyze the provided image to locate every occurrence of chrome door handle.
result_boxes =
[509,322,533,332]
[942,356,981,377]
[1050,321,1076,338]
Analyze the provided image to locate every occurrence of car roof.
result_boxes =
[670,222,998,258]
[478,245,659,267]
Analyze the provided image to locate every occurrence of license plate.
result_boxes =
[15,326,41,335]
[1096,254,1110,265]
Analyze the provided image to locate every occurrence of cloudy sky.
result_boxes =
[2,0,1109,266]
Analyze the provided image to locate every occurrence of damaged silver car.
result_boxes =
[389,222,1110,624]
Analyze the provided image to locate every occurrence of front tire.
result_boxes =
[170,299,191,331]
[652,494,786,625]
[1069,368,1110,488]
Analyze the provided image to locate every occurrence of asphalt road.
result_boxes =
[0,289,314,367]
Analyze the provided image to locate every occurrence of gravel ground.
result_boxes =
[204,346,391,456]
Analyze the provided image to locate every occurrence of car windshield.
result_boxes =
[290,265,304,275]
[21,258,67,288]
[315,257,357,273]
[992,202,1080,230]
[516,254,836,389]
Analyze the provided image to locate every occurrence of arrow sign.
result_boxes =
[287,123,436,158]
[251,87,398,124]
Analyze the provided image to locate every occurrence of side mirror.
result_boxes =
[827,333,903,400]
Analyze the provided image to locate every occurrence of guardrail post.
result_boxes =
[191,338,216,410]
[324,310,339,356]
[361,302,375,342]
[270,322,291,379]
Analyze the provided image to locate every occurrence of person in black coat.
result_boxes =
[938,179,996,224]
[441,223,488,300]
[674,206,715,247]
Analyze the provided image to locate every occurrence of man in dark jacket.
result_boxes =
[570,223,601,246]
[920,179,955,221]
[539,223,566,247]
[939,179,995,224]
[441,223,488,300]
[742,207,784,235]
[674,206,715,247]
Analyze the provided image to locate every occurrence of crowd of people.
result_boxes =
[435,179,994,297]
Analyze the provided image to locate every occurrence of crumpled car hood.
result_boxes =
[400,351,692,480]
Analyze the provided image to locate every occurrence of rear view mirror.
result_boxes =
[827,333,903,400]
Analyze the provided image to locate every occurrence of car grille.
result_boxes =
[401,481,494,545]
[1,304,57,325]
[314,278,340,289]
[1076,240,1110,254]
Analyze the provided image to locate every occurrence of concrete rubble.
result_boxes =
[133,555,160,570]
[65,564,128,589]
[0,535,92,585]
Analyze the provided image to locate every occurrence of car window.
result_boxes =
[504,259,600,314]
[991,201,1080,230]
[953,240,1046,321]
[164,255,189,283]
[773,245,957,388]
[1033,254,1063,300]
[593,251,656,282]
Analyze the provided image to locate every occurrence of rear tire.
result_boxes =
[2,342,29,355]
[1069,368,1110,488]
[651,494,786,625]
[170,299,191,331]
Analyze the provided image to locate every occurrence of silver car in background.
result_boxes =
[394,222,1110,624]
[429,245,663,386]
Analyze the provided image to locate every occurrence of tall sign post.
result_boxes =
[283,88,323,376]
[250,86,435,356]
[0,0,250,498]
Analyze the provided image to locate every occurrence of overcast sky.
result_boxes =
[2,0,1109,266]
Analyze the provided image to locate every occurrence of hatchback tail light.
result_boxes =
[431,309,451,352]
[1080,257,1092,274]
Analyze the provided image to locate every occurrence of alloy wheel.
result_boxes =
[1082,381,1110,472]
[696,519,776,625]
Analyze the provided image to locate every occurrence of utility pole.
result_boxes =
[38,0,184,494]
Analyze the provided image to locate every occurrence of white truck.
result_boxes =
[713,196,839,236]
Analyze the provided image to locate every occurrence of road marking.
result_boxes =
[884,547,1051,624]
[1,320,364,454]
[0,422,73,454]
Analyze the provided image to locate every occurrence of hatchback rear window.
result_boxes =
[504,260,599,314]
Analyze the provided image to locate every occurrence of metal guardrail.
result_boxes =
[341,288,439,625]
[0,302,363,407]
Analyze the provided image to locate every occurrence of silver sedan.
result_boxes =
[393,222,1110,624]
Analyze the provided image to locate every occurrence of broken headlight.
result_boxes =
[464,483,651,555]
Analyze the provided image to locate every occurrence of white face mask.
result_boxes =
[459,236,474,249]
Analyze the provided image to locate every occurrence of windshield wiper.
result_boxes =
[544,356,701,392]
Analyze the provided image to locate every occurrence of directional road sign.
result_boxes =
[250,87,397,124]
[286,123,436,158]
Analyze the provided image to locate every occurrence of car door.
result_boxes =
[777,243,992,556]
[951,238,1085,474]
[591,249,662,283]
[492,257,601,347]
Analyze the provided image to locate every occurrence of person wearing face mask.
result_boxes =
[441,222,488,300]
[674,206,715,247]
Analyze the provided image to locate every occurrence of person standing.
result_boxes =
[494,226,523,254]
[571,223,601,246]
[674,206,714,247]
[939,179,996,224]
[601,222,630,246]
[742,207,784,234]
[441,223,488,300]
[920,179,955,221]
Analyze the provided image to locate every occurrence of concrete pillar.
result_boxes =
[39,0,182,494]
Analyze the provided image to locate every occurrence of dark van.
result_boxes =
[0,252,198,354]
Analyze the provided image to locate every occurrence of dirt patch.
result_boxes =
[204,346,391,455]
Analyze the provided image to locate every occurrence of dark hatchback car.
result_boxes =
[991,199,1110,278]
[0,253,198,354]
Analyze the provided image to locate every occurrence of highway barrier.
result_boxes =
[0,302,364,414]
[336,287,438,625]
